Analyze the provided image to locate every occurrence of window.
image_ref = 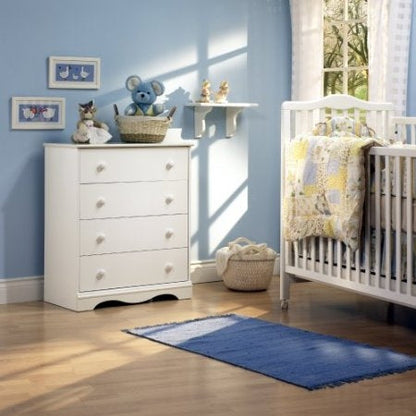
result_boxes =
[323,0,368,99]
[290,0,411,114]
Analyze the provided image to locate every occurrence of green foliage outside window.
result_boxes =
[323,0,368,99]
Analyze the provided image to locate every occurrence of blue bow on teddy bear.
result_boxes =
[124,75,165,116]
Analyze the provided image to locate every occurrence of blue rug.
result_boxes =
[124,314,416,390]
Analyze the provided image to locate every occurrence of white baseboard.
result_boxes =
[0,255,281,304]
[0,276,44,305]
[190,260,221,284]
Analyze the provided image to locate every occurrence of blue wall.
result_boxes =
[0,0,291,279]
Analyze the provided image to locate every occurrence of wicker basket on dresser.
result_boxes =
[44,142,193,311]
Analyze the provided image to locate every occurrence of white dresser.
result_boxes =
[44,142,193,311]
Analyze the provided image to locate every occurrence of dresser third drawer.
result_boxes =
[80,214,188,255]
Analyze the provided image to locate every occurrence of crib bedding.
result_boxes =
[283,134,378,251]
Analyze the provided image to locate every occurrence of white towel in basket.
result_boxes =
[216,237,277,276]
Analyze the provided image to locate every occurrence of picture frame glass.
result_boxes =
[49,56,100,89]
[12,97,65,130]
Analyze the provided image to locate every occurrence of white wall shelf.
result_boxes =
[186,102,258,138]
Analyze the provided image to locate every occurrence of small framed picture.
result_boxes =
[11,97,65,130]
[48,56,100,89]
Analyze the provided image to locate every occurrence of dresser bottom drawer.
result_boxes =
[80,248,188,292]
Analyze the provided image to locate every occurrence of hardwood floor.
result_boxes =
[1,277,416,416]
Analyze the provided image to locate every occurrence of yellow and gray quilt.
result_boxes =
[283,135,378,251]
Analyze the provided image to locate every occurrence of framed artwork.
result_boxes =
[48,56,100,89]
[11,97,65,130]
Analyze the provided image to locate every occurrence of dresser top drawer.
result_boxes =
[79,147,189,183]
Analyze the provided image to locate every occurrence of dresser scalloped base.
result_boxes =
[45,281,192,312]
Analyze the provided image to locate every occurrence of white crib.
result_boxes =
[280,94,416,310]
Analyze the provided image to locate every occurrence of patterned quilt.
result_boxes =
[283,135,379,251]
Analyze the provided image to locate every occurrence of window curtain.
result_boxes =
[290,0,412,114]
[290,0,323,100]
[368,0,412,115]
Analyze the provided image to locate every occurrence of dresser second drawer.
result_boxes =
[80,180,188,219]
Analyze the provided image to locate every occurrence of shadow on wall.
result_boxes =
[3,152,45,278]
[98,1,288,262]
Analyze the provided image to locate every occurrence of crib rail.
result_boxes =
[392,116,416,144]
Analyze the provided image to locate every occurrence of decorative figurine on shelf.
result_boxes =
[196,79,212,103]
[214,80,230,103]
[124,75,165,116]
[72,100,112,144]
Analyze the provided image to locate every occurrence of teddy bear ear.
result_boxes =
[150,80,165,96]
[126,75,142,91]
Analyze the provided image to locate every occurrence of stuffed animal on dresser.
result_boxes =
[124,75,165,116]
[72,100,112,144]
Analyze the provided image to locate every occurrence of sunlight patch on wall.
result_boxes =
[208,140,247,216]
[208,29,247,60]
[125,46,198,83]
[208,54,247,82]
[209,183,248,253]
[208,139,248,253]
[151,47,198,79]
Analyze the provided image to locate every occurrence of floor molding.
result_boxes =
[0,255,281,304]
[190,260,220,284]
[0,276,44,305]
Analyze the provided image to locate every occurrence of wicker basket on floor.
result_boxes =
[222,258,275,291]
[114,105,176,143]
[216,237,277,292]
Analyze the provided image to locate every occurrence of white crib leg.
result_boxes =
[280,271,291,310]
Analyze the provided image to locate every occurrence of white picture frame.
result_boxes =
[11,97,65,130]
[48,56,100,89]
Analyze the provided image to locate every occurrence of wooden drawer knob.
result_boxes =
[165,228,174,239]
[165,263,174,273]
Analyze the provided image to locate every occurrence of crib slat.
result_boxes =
[346,247,352,281]
[319,237,324,275]
[328,238,334,277]
[336,240,342,279]
[310,237,316,272]
[364,153,372,286]
[394,156,402,291]
[374,155,382,287]
[406,157,413,295]
[384,156,392,288]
